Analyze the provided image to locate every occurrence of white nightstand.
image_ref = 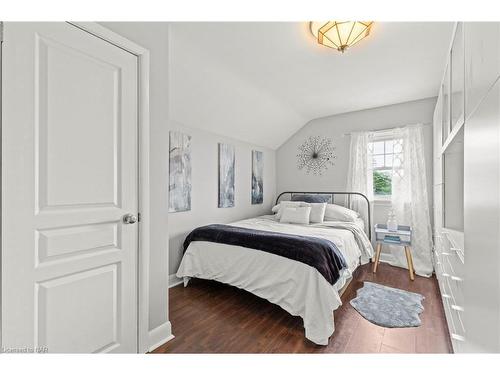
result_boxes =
[373,224,414,281]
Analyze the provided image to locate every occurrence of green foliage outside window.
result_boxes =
[373,170,392,195]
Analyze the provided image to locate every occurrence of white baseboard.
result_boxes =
[169,273,183,288]
[148,320,174,352]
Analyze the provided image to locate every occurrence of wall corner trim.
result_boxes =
[148,321,174,353]
[169,274,183,288]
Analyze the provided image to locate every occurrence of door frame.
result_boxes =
[65,22,151,353]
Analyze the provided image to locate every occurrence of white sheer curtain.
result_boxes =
[389,124,433,276]
[346,132,373,229]
[347,125,433,277]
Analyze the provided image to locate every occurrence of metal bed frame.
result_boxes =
[275,191,371,240]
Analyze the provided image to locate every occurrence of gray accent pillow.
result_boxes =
[291,194,332,203]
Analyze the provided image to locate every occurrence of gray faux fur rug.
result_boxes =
[350,282,424,328]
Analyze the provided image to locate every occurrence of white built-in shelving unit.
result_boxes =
[433,22,500,353]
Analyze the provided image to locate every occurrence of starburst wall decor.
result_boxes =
[297,136,336,175]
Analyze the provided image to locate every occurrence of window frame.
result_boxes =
[369,134,403,200]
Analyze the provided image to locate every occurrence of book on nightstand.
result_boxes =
[383,235,402,243]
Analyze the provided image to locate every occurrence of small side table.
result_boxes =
[373,224,415,281]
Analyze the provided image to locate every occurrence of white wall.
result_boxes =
[168,121,277,277]
[99,22,171,347]
[276,98,436,249]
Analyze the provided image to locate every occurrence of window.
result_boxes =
[369,138,403,197]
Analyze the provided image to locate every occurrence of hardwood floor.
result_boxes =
[153,262,453,353]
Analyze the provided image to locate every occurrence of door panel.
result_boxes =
[2,22,138,353]
[37,33,121,209]
[464,79,500,352]
[36,221,119,265]
[37,264,119,353]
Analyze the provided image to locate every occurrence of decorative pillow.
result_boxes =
[324,204,360,222]
[279,206,311,225]
[308,202,327,223]
[273,201,305,219]
[291,194,332,203]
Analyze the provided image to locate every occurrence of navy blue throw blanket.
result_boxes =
[183,224,347,285]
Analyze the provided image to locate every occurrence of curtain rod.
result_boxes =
[342,122,431,137]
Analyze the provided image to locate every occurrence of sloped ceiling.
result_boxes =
[169,22,453,149]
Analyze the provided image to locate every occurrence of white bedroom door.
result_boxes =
[1,22,139,353]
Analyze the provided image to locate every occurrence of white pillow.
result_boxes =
[274,201,305,219]
[280,206,311,224]
[324,204,359,222]
[308,202,327,223]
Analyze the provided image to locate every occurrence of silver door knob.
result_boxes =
[123,214,138,224]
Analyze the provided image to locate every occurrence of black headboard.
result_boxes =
[275,191,371,240]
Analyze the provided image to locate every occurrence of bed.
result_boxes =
[176,191,374,345]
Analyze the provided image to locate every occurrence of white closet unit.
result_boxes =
[433,22,500,353]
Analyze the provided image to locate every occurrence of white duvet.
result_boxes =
[176,215,373,345]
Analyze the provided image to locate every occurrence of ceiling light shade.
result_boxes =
[310,21,373,53]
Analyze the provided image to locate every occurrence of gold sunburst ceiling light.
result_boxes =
[310,21,373,53]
